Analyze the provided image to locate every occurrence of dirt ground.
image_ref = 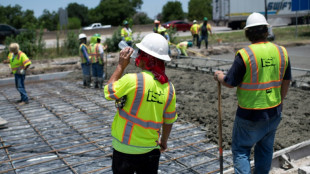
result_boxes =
[0,46,309,153]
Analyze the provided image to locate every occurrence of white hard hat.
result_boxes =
[79,33,87,39]
[244,12,269,29]
[136,33,171,61]
[193,20,197,23]
[154,20,160,24]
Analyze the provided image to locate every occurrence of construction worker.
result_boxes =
[158,27,171,56]
[190,20,200,46]
[121,20,133,47]
[89,33,107,89]
[176,41,193,58]
[153,20,161,33]
[7,43,32,105]
[198,17,212,49]
[214,12,291,174]
[104,33,177,174]
[79,33,91,87]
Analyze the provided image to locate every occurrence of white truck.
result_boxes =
[83,23,111,30]
[213,0,310,29]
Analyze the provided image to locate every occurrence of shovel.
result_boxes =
[218,81,223,174]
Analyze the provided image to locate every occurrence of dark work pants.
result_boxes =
[15,74,28,102]
[112,149,160,174]
[192,34,199,46]
[198,34,209,49]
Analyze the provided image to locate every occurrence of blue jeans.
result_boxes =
[92,63,104,78]
[15,74,28,102]
[81,63,91,76]
[232,114,282,174]
[198,35,208,49]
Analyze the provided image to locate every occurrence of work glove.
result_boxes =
[16,67,25,75]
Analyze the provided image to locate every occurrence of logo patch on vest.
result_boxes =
[261,57,276,67]
[147,89,164,104]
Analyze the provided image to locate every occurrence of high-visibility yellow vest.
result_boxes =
[104,71,177,154]
[8,51,32,74]
[176,41,188,50]
[121,27,133,42]
[89,43,103,64]
[236,42,289,109]
[190,24,200,35]
[79,43,89,64]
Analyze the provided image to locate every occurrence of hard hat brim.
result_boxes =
[244,22,269,29]
[136,43,171,61]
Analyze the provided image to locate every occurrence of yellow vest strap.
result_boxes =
[163,82,174,118]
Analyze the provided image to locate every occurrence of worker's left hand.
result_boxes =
[159,140,168,152]
[214,71,223,81]
[118,47,133,69]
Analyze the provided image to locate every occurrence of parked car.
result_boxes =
[0,24,21,43]
[162,20,192,32]
[83,23,111,30]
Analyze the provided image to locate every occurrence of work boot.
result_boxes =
[83,75,87,87]
[18,101,29,106]
[98,77,104,89]
[86,75,91,87]
[94,77,99,88]
[0,116,8,127]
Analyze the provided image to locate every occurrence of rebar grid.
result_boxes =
[0,80,233,174]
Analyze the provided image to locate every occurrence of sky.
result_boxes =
[0,0,190,20]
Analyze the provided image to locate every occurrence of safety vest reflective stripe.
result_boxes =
[23,59,30,66]
[107,83,119,100]
[129,73,144,116]
[163,82,175,119]
[164,111,176,119]
[239,81,282,90]
[95,44,99,62]
[275,44,286,79]
[119,109,162,129]
[239,44,285,90]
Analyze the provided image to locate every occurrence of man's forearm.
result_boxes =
[281,80,290,101]
[161,123,173,143]
[107,65,125,84]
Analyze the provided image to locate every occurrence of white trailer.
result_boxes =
[213,0,310,29]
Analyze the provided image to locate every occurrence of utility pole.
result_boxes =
[265,0,268,20]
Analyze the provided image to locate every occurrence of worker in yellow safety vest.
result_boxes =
[121,20,133,47]
[7,43,32,105]
[104,33,177,174]
[176,41,193,58]
[153,19,162,33]
[214,12,291,173]
[89,33,107,89]
[190,20,200,47]
[78,33,91,87]
[198,17,212,49]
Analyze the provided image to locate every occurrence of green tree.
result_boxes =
[38,9,59,31]
[67,17,81,29]
[0,5,37,29]
[188,0,212,21]
[67,3,89,27]
[162,1,184,22]
[89,0,143,26]
[132,12,153,24]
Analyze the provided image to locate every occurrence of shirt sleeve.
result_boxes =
[21,53,31,67]
[163,83,178,124]
[224,53,246,87]
[283,58,292,80]
[104,74,136,100]
[81,46,89,61]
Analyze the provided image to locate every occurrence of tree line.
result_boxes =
[0,0,212,31]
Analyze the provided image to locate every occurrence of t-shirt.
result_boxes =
[224,53,292,121]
